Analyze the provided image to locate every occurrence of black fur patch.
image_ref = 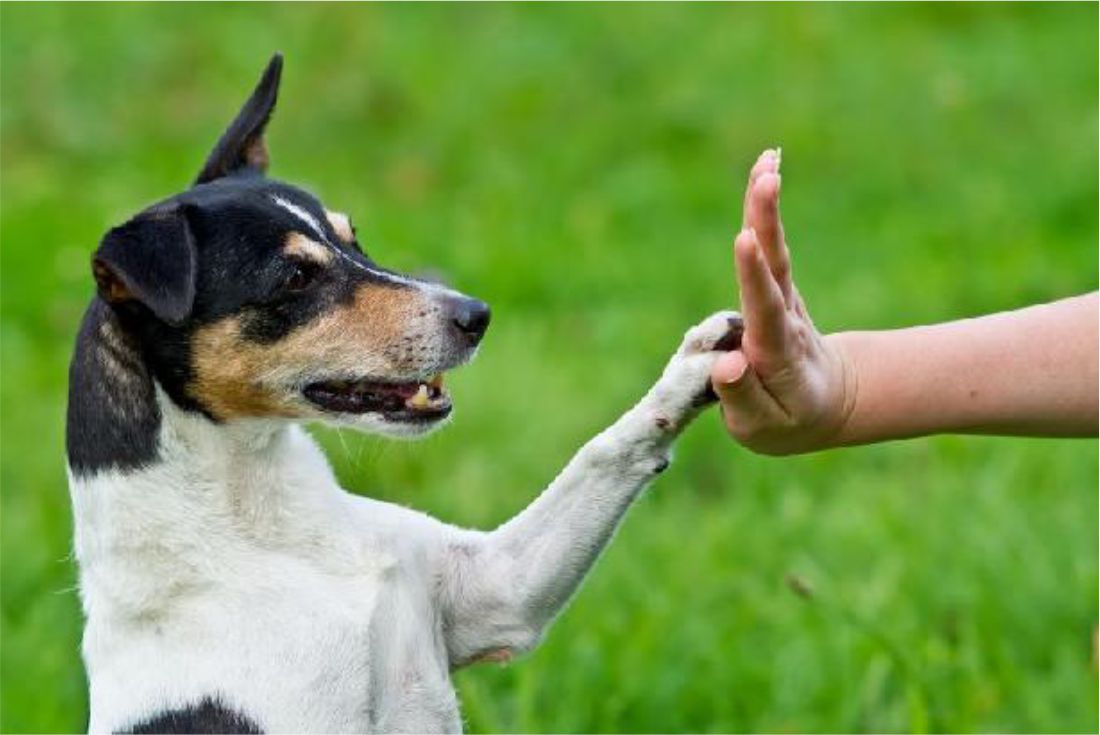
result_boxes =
[69,56,433,457]
[195,53,282,185]
[119,697,262,734]
[71,175,411,459]
[66,299,161,476]
[95,206,197,326]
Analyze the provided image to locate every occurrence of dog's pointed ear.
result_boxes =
[92,206,197,326]
[194,53,283,185]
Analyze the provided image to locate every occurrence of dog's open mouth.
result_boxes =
[303,374,452,421]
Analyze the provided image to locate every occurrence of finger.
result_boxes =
[734,229,787,357]
[791,284,813,326]
[711,348,749,384]
[747,171,794,304]
[710,352,791,438]
[742,149,780,226]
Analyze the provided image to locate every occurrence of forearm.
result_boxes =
[441,394,680,666]
[484,404,673,604]
[440,312,737,666]
[829,293,1099,445]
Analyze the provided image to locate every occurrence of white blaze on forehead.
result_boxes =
[271,194,419,288]
[272,195,326,241]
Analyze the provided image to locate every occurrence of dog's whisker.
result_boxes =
[334,427,352,463]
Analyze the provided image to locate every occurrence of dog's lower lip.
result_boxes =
[303,375,451,419]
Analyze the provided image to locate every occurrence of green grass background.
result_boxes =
[1,3,1097,733]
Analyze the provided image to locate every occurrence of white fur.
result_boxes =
[70,311,739,733]
[272,196,327,240]
[272,194,463,297]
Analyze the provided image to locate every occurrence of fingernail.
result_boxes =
[774,146,782,171]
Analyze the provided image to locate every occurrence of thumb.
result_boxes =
[711,350,749,386]
[710,351,790,436]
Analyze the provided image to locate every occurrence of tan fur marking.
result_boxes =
[189,316,297,419]
[189,283,424,420]
[284,232,334,265]
[244,136,270,172]
[93,261,134,304]
[325,210,355,244]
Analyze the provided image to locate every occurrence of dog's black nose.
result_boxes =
[450,297,491,344]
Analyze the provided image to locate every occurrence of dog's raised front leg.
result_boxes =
[439,311,742,667]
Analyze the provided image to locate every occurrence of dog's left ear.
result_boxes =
[92,206,197,326]
[194,53,283,185]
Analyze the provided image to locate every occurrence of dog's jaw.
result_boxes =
[318,408,454,439]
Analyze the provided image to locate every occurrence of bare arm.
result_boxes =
[831,294,1098,443]
[710,149,1098,454]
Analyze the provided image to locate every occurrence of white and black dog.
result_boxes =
[66,54,742,733]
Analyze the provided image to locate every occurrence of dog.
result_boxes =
[66,54,742,733]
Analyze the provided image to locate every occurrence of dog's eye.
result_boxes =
[285,261,320,292]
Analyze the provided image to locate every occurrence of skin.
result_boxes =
[710,149,1099,455]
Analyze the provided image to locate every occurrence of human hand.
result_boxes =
[709,150,856,455]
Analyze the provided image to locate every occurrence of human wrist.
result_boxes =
[823,327,948,446]
[820,331,863,449]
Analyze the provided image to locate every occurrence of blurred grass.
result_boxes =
[1,3,1096,733]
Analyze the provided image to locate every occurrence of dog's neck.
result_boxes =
[156,386,289,474]
[67,301,343,607]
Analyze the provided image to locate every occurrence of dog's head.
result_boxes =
[91,55,489,438]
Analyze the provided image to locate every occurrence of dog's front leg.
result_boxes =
[439,311,742,667]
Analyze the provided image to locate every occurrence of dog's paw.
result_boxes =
[677,311,744,357]
[648,311,743,428]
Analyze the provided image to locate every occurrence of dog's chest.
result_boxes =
[86,541,458,733]
[74,431,463,733]
[226,554,456,732]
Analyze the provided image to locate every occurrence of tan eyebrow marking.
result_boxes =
[325,210,355,244]
[283,232,334,265]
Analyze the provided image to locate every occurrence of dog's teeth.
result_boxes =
[409,384,430,409]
